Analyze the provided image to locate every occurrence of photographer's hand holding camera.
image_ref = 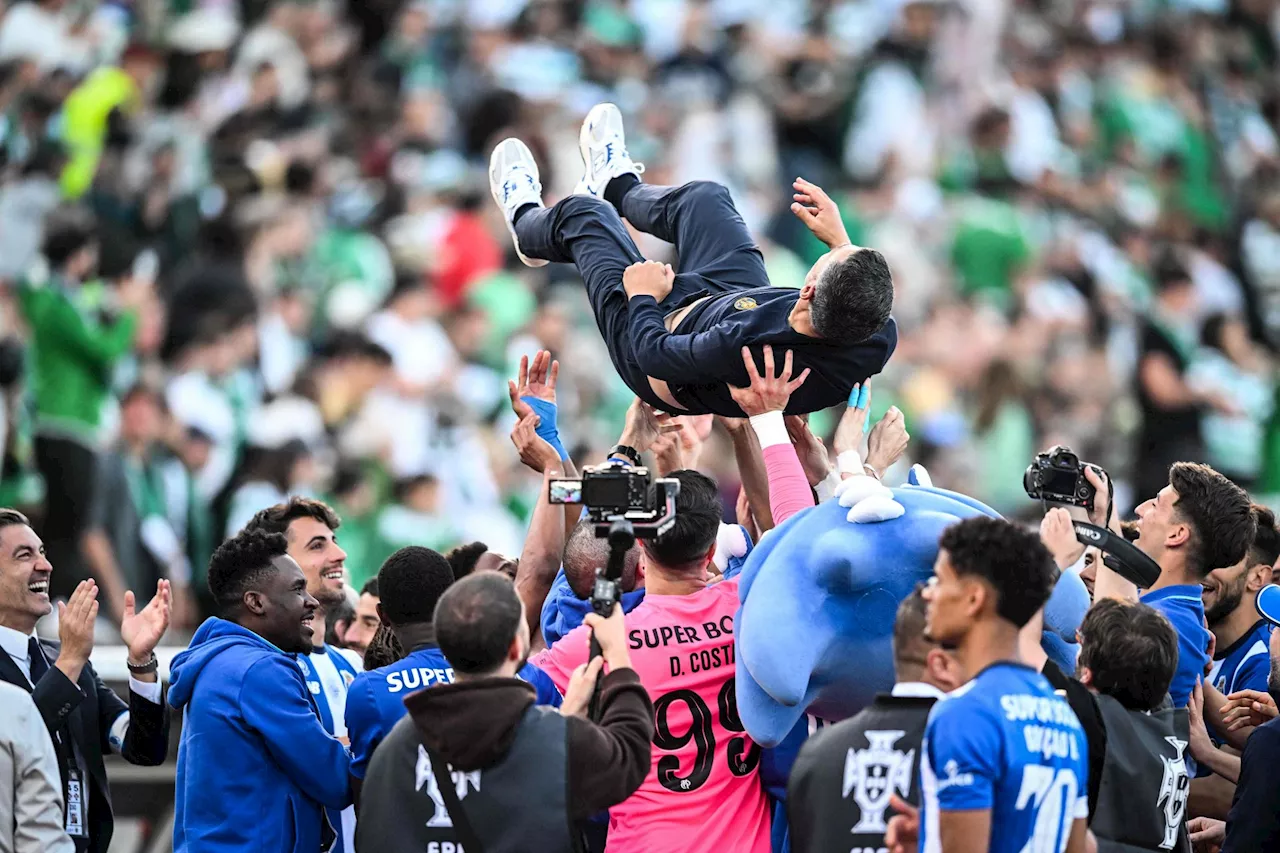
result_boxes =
[560,604,632,718]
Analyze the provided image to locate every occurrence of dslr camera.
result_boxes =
[548,459,680,539]
[1023,446,1098,511]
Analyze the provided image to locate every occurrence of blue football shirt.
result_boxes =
[1142,584,1212,708]
[920,662,1089,853]
[345,644,562,778]
[1210,619,1272,696]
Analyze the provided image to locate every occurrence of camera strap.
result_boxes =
[1071,521,1162,589]
[425,747,485,853]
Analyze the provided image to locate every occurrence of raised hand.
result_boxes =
[649,428,685,476]
[508,350,560,419]
[121,579,172,667]
[865,407,909,475]
[55,579,99,683]
[618,399,673,454]
[1040,507,1086,570]
[729,346,810,416]
[833,381,871,459]
[510,413,561,474]
[790,177,852,249]
[622,260,674,302]
[785,414,831,486]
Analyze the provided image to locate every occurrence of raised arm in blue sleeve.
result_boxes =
[240,656,352,808]
[627,295,740,382]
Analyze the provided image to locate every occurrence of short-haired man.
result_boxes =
[888,517,1089,853]
[787,588,963,853]
[1071,599,1191,851]
[357,572,653,852]
[531,467,773,852]
[169,528,351,853]
[1088,462,1255,708]
[243,498,362,852]
[487,104,897,417]
[541,519,645,648]
[1189,506,1278,814]
[0,509,170,853]
[344,547,560,798]
[342,578,380,657]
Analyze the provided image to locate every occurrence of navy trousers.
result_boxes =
[514,181,770,381]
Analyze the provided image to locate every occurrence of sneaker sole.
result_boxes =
[577,103,621,199]
[488,141,548,268]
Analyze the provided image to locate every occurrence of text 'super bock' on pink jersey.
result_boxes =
[530,577,771,853]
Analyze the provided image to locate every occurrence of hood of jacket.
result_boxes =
[405,677,537,771]
[169,617,290,710]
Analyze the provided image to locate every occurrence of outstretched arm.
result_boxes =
[729,346,815,525]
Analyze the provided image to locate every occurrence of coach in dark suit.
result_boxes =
[0,508,170,853]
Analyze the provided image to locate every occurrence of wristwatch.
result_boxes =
[127,652,159,675]
[609,444,641,466]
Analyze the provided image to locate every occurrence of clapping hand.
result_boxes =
[55,580,99,683]
[121,579,172,669]
[729,346,810,416]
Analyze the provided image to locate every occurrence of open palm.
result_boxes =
[121,579,172,661]
[508,350,559,418]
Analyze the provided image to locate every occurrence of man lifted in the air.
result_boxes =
[488,104,897,417]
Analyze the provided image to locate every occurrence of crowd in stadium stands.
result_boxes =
[1,0,1280,851]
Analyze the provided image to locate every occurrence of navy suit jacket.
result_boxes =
[627,287,897,416]
[0,640,169,853]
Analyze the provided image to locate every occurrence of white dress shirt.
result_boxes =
[0,624,163,751]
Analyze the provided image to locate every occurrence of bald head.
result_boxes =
[563,520,642,598]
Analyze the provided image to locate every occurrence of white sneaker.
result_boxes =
[488,137,548,268]
[574,103,645,199]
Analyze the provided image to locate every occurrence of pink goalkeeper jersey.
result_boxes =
[530,576,771,853]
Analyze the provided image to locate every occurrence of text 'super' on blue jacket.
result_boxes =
[168,618,352,853]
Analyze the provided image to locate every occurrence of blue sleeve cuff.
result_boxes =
[521,396,569,461]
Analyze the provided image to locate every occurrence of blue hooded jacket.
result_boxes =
[168,618,352,853]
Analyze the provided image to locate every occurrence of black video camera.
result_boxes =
[548,460,680,539]
[1023,446,1098,511]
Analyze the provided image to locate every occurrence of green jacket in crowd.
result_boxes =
[18,278,136,445]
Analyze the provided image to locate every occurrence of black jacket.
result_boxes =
[357,670,653,853]
[627,290,898,416]
[0,638,170,853]
[1223,716,1280,852]
[787,689,936,853]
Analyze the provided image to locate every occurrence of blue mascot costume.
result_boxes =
[735,468,1090,852]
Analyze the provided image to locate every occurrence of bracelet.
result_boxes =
[862,464,882,481]
[127,653,158,675]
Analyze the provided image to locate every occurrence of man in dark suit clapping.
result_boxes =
[0,508,170,853]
